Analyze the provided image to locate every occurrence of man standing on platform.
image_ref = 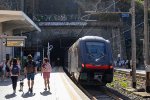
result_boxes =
[24,54,37,93]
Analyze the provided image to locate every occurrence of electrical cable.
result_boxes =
[76,0,121,37]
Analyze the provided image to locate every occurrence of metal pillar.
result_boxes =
[131,0,136,88]
[47,42,53,62]
[144,0,150,93]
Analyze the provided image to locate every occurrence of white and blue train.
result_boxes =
[67,36,114,86]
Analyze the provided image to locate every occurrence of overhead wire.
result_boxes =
[76,0,102,37]
[108,21,144,41]
[76,0,121,37]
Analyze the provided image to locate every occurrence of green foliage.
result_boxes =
[136,0,144,4]
[107,72,130,89]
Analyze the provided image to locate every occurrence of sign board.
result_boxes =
[6,40,25,47]
[38,22,87,26]
[121,13,129,17]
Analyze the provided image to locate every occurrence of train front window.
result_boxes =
[86,42,105,60]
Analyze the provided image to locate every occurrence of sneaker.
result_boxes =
[30,87,33,93]
[28,88,30,92]
[44,88,47,91]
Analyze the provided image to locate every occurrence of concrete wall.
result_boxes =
[26,26,126,61]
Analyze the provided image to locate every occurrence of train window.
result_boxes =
[85,42,105,59]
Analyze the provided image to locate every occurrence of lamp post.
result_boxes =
[47,42,53,62]
[131,0,136,88]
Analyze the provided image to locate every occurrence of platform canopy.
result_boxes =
[0,10,41,33]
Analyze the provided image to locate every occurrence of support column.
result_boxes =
[131,0,136,89]
[116,27,122,60]
[0,23,3,62]
[144,0,150,93]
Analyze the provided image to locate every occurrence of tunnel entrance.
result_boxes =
[44,37,77,67]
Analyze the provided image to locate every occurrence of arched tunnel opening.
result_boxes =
[49,37,77,67]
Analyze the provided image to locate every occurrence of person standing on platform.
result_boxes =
[41,58,52,91]
[10,58,20,93]
[24,54,37,93]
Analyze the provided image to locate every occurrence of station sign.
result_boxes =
[0,36,27,47]
[6,40,25,47]
[121,13,129,17]
[38,22,87,26]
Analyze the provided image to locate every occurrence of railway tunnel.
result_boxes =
[47,37,77,67]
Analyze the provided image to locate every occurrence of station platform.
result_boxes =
[0,67,90,100]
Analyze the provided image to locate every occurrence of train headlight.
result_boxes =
[82,64,85,67]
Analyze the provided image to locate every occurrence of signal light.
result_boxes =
[109,66,113,69]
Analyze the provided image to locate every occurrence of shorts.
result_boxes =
[27,73,35,80]
[43,72,50,79]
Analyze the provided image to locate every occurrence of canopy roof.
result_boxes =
[0,10,41,33]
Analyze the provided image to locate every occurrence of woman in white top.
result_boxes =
[41,58,52,91]
[10,58,20,93]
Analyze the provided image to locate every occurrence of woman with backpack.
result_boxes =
[10,58,20,93]
[41,58,52,91]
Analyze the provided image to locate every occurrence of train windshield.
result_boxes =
[86,41,105,61]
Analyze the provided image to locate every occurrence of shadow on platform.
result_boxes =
[0,75,26,86]
[40,91,52,96]
[5,93,17,99]
[21,92,35,98]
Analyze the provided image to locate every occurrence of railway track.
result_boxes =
[63,67,129,100]
[82,85,131,100]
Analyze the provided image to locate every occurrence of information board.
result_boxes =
[6,40,24,47]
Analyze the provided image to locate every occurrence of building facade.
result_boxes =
[0,1,40,62]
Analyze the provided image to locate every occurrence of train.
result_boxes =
[67,36,114,86]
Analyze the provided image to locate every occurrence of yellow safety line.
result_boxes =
[58,67,82,100]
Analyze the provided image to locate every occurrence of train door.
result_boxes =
[74,47,80,80]
[70,48,76,75]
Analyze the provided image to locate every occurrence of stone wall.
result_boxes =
[0,0,22,10]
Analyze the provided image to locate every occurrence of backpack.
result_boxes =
[12,65,19,75]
